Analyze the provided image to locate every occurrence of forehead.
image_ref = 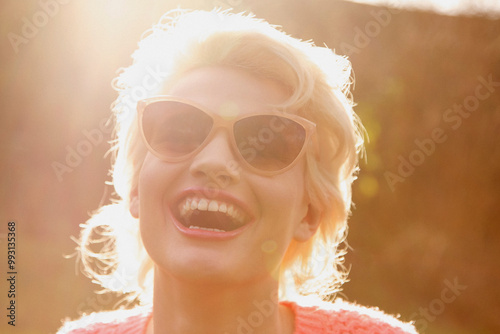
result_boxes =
[162,66,290,116]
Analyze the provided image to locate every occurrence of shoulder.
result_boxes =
[282,298,418,334]
[56,306,152,334]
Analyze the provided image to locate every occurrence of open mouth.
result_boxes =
[176,197,251,233]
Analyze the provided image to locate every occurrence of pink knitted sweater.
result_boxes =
[58,300,417,333]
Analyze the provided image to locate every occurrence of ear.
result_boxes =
[129,187,139,219]
[293,204,321,242]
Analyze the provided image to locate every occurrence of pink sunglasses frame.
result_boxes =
[137,96,317,176]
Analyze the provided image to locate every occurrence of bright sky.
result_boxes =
[347,0,500,17]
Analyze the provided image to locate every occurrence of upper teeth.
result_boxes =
[179,197,246,224]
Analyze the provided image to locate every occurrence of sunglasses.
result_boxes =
[137,96,316,175]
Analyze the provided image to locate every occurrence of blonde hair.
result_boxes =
[76,9,364,305]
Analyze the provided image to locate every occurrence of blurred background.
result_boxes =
[0,0,498,333]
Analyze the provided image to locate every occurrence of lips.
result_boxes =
[171,189,253,236]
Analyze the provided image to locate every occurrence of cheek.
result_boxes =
[137,158,165,244]
[255,168,308,233]
[275,165,308,213]
[137,156,185,265]
[137,156,183,231]
[138,155,184,200]
[139,157,162,195]
[138,159,163,215]
[253,171,308,275]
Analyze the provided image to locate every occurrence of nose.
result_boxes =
[189,130,241,188]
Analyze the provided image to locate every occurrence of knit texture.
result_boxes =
[58,306,152,334]
[284,299,418,333]
[57,300,417,333]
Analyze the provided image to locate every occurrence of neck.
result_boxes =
[150,268,294,334]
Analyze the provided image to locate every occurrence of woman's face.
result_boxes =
[130,66,319,285]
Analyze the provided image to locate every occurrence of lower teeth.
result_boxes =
[189,226,226,232]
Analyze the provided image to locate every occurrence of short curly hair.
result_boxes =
[76,8,364,305]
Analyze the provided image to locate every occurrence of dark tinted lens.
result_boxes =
[234,115,306,171]
[142,101,213,158]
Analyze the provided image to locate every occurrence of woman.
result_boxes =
[59,9,417,334]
